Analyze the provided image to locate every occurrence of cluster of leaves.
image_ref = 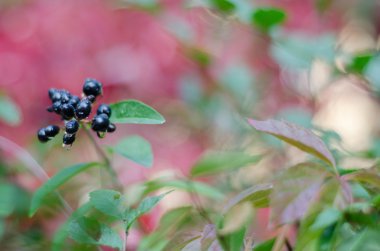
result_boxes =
[27,99,167,250]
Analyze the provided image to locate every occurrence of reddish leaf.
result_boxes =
[248,119,336,169]
[270,162,329,225]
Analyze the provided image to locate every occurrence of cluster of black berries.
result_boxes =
[37,78,116,148]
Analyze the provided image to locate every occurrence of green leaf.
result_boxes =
[248,119,336,169]
[253,238,276,251]
[143,179,224,200]
[125,191,171,230]
[89,189,124,219]
[311,208,342,230]
[111,136,153,167]
[52,202,93,251]
[138,232,169,251]
[336,227,380,251]
[346,53,373,74]
[223,184,273,214]
[68,216,123,250]
[227,225,246,251]
[29,162,100,217]
[210,0,235,13]
[252,8,287,32]
[110,100,165,124]
[219,202,252,235]
[0,95,21,126]
[191,151,261,177]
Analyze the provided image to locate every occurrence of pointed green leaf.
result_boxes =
[311,208,342,230]
[111,136,153,167]
[253,238,276,251]
[110,100,165,124]
[125,191,171,230]
[89,189,124,219]
[191,151,261,177]
[52,202,93,251]
[29,162,100,217]
[143,179,224,200]
[68,216,123,250]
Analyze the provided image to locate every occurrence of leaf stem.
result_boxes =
[81,125,123,191]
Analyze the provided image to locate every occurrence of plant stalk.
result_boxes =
[81,125,123,191]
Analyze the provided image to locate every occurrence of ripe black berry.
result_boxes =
[83,78,102,97]
[107,123,116,133]
[52,101,62,114]
[45,125,60,137]
[60,91,71,103]
[97,104,112,117]
[63,133,76,145]
[87,95,96,103]
[91,114,110,132]
[61,104,75,120]
[49,89,62,102]
[37,128,49,142]
[68,96,80,106]
[65,120,79,134]
[75,99,92,120]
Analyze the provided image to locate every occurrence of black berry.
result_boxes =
[49,89,62,102]
[60,91,71,103]
[91,114,110,132]
[37,128,49,143]
[63,133,76,145]
[97,104,112,117]
[75,99,92,120]
[52,101,62,114]
[65,120,79,134]
[45,125,60,138]
[107,123,116,133]
[87,95,96,103]
[83,78,102,97]
[61,104,75,120]
[68,96,80,107]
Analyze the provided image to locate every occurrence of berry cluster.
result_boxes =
[37,78,116,148]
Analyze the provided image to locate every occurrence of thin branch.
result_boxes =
[0,136,73,216]
[285,238,293,251]
[81,125,123,191]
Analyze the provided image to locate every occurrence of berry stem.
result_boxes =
[81,124,123,190]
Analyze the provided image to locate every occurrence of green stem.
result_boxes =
[81,125,123,191]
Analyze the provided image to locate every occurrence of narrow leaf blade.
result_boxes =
[29,162,99,217]
[125,191,171,229]
[191,151,261,177]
